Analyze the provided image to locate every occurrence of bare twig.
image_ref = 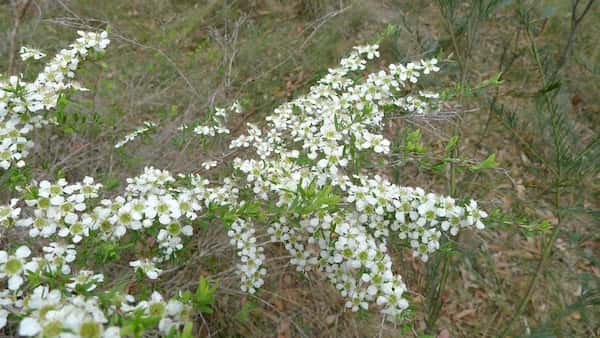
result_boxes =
[553,0,596,78]
[7,0,33,75]
[209,16,247,101]
[387,107,479,121]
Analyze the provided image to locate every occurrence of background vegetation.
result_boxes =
[1,0,598,336]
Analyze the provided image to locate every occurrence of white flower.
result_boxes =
[42,242,77,274]
[130,259,162,279]
[157,298,192,333]
[231,100,243,114]
[104,326,121,338]
[18,317,41,336]
[0,245,37,290]
[202,160,218,170]
[0,198,21,220]
[20,47,46,61]
[25,286,62,313]
[140,291,167,318]
[421,58,440,74]
[466,200,487,229]
[355,44,380,59]
[66,270,104,292]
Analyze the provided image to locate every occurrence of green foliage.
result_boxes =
[188,276,218,314]
[120,309,161,338]
[291,180,341,215]
[234,301,257,324]
[471,153,497,171]
[445,135,459,153]
[403,129,427,154]
[0,166,32,191]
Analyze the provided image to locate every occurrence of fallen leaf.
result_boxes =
[454,308,475,320]
[277,319,291,338]
[437,328,450,338]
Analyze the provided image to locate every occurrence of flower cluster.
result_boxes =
[227,44,488,316]
[346,176,487,262]
[125,291,193,334]
[0,246,37,291]
[0,31,109,170]
[16,177,100,241]
[15,167,202,261]
[14,285,193,337]
[228,218,266,293]
[114,121,157,148]
[18,286,120,338]
[19,47,46,61]
[0,169,206,335]
[179,101,242,137]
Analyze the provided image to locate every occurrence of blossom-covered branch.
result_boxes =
[0,31,109,170]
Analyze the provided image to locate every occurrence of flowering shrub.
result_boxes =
[0,32,487,336]
[0,31,109,170]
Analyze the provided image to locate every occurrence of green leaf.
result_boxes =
[537,220,552,232]
[235,301,257,323]
[539,81,561,94]
[403,129,427,154]
[445,135,459,153]
[471,153,497,171]
[487,71,504,85]
[240,202,261,219]
[192,276,218,314]
[180,321,194,338]
[222,210,238,225]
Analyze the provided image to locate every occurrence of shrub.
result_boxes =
[0,32,486,337]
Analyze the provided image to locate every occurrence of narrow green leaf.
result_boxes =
[471,153,497,171]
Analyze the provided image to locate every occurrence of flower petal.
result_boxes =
[0,309,8,329]
[15,246,31,259]
[19,317,41,336]
[8,274,24,290]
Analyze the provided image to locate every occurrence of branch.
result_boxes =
[554,0,596,77]
[7,0,32,75]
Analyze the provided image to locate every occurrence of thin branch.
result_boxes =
[553,0,597,78]
[7,0,33,75]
